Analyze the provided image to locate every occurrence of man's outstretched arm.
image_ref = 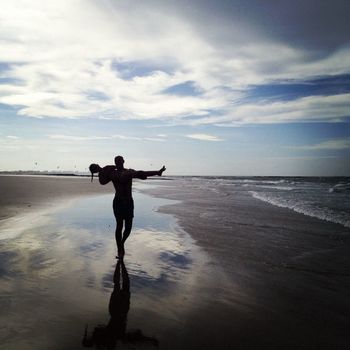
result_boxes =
[132,166,166,179]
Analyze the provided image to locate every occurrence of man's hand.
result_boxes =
[158,166,166,176]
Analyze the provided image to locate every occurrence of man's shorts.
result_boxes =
[113,196,134,220]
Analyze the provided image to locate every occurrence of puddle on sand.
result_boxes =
[0,188,234,350]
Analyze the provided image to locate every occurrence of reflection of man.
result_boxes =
[89,156,166,258]
[82,260,159,349]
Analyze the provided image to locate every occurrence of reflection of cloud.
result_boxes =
[127,228,191,281]
[290,138,350,151]
[0,251,20,278]
[0,2,349,124]
[186,134,223,141]
[0,198,74,240]
[159,251,193,269]
[108,270,175,293]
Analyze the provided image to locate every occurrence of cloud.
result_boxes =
[185,93,350,126]
[114,135,165,142]
[0,1,349,125]
[0,134,38,151]
[149,0,350,52]
[291,138,350,151]
[48,134,165,142]
[49,134,110,141]
[186,133,223,141]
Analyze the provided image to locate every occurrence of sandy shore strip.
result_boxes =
[0,175,113,221]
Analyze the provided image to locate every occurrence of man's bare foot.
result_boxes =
[117,246,125,259]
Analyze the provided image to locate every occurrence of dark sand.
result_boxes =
[1,175,350,349]
[143,178,350,349]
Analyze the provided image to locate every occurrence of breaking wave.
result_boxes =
[249,191,350,228]
[329,183,350,193]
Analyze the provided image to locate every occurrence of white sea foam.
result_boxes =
[329,183,350,193]
[256,185,294,191]
[249,191,350,228]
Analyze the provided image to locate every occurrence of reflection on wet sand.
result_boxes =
[0,190,235,350]
[83,260,158,349]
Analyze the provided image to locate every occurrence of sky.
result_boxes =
[0,0,350,176]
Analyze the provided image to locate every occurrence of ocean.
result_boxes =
[172,176,350,228]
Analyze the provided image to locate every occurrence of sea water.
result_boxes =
[174,176,350,228]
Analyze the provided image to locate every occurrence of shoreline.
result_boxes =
[141,179,349,260]
[140,178,350,348]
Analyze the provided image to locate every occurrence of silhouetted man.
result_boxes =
[89,156,166,258]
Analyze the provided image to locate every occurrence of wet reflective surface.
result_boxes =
[0,186,235,349]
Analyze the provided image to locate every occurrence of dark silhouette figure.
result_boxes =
[82,260,158,349]
[89,156,166,258]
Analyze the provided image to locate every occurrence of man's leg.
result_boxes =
[121,217,133,247]
[115,218,124,256]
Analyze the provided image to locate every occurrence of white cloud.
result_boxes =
[114,135,165,142]
[48,134,165,142]
[0,1,349,124]
[48,134,110,141]
[0,134,38,151]
[291,138,350,151]
[186,133,223,141]
[186,93,350,126]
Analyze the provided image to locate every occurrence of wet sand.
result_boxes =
[1,176,350,349]
[143,178,350,349]
[0,176,234,350]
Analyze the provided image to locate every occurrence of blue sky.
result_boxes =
[0,0,350,175]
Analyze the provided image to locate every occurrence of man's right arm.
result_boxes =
[98,165,116,185]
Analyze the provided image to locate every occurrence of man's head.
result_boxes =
[114,155,125,169]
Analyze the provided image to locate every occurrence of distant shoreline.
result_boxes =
[0,171,349,179]
[0,175,112,222]
[0,171,89,177]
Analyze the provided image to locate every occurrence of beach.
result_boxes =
[0,175,112,221]
[0,175,350,349]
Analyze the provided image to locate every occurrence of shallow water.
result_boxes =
[0,187,235,350]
